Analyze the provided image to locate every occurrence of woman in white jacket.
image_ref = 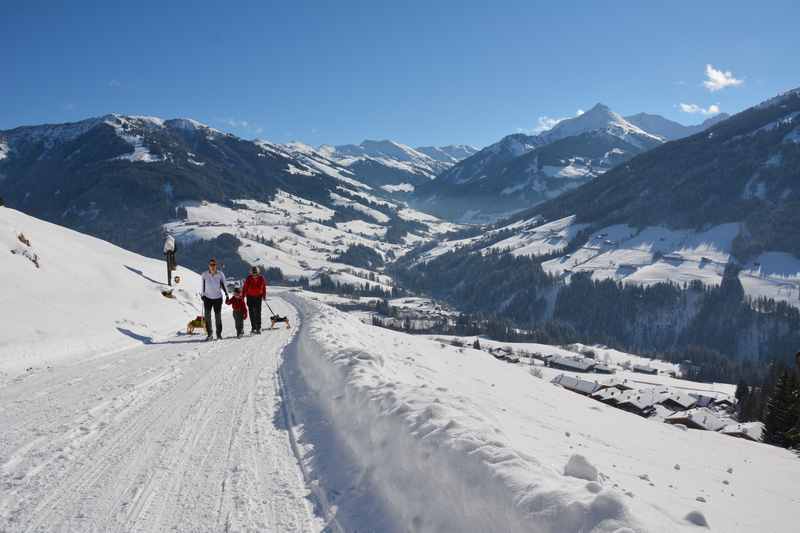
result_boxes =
[163,234,177,286]
[200,258,228,340]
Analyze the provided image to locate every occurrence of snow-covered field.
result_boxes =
[286,296,800,532]
[426,336,735,398]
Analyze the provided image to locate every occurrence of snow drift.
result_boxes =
[286,293,800,533]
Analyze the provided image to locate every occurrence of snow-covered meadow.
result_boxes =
[287,295,800,532]
[423,214,800,305]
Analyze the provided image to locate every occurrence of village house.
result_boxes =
[546,355,595,373]
[614,387,670,417]
[664,408,728,431]
[658,391,697,412]
[551,374,602,396]
[720,422,764,442]
[593,363,616,374]
[591,387,624,404]
[632,364,659,375]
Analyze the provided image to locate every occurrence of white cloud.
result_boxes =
[531,116,562,134]
[226,119,250,128]
[530,109,585,134]
[217,118,264,136]
[703,64,743,92]
[108,79,121,88]
[679,103,721,115]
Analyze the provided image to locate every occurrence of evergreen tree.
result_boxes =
[762,370,800,448]
[473,338,481,350]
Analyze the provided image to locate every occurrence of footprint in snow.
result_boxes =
[685,510,710,528]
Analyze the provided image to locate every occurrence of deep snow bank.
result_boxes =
[288,294,643,533]
[286,293,800,533]
[0,208,201,374]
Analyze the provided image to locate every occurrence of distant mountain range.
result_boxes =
[313,140,477,189]
[624,112,729,141]
[0,114,457,274]
[412,105,728,222]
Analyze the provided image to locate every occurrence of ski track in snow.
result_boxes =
[0,303,323,533]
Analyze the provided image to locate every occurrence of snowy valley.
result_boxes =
[3,206,799,533]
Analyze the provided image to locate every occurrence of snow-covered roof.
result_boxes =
[665,408,729,431]
[547,355,595,371]
[720,422,764,442]
[551,374,602,395]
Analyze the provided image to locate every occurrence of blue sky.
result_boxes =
[2,0,798,148]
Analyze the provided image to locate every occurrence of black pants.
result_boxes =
[203,297,223,337]
[165,251,176,285]
[246,296,262,331]
[233,310,245,336]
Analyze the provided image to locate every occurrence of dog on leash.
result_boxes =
[187,315,206,335]
[269,314,291,330]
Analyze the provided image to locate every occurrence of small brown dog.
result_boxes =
[187,315,206,334]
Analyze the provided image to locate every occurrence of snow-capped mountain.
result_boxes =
[539,103,664,147]
[315,139,475,189]
[415,144,478,163]
[413,104,731,223]
[0,115,458,279]
[625,112,731,141]
[414,104,673,222]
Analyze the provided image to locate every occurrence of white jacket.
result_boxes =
[201,270,227,299]
[163,235,176,253]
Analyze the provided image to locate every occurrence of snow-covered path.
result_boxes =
[0,302,322,533]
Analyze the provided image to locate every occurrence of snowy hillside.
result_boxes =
[285,295,800,532]
[0,207,200,375]
[420,214,800,305]
[162,187,458,289]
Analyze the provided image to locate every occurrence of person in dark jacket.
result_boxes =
[226,287,248,338]
[242,266,267,334]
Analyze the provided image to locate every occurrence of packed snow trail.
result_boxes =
[0,302,323,532]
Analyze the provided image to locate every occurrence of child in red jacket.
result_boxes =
[225,287,248,338]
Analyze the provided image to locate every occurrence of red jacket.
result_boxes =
[242,274,267,298]
[226,295,248,319]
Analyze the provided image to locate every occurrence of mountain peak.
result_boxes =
[540,103,659,145]
[585,103,611,114]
